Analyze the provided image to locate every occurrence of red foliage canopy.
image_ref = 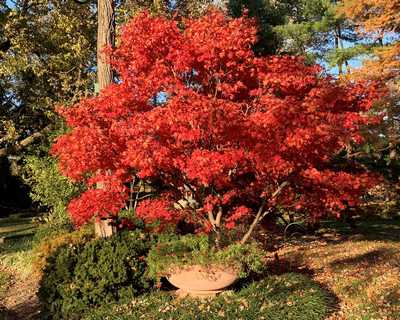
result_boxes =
[52,10,382,231]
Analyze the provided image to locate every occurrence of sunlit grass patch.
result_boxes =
[0,270,10,320]
[0,239,34,279]
[0,270,9,299]
[0,214,37,279]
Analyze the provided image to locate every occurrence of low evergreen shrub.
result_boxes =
[38,231,154,319]
[32,224,94,276]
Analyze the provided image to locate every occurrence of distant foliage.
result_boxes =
[38,231,153,320]
[337,0,400,81]
[337,0,400,204]
[52,10,382,235]
[23,155,83,237]
[24,155,81,212]
[0,0,96,154]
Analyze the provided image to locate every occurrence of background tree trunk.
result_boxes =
[95,0,115,237]
[97,0,114,91]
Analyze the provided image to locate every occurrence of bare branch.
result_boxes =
[208,211,216,226]
[240,181,288,244]
[215,206,223,227]
[240,199,267,245]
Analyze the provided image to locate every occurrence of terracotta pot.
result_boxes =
[167,265,238,298]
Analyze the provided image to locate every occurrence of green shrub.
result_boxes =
[23,156,82,211]
[83,273,332,320]
[32,224,94,276]
[33,220,73,245]
[23,155,84,239]
[38,231,154,320]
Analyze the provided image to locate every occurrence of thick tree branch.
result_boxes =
[240,181,288,244]
[208,211,216,226]
[0,125,51,158]
[240,199,267,245]
[215,206,223,227]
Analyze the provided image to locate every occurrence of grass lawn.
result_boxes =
[83,273,333,320]
[0,214,36,278]
[0,214,37,238]
[1,213,400,319]
[0,270,9,300]
[0,213,39,320]
[0,270,10,320]
[279,217,400,320]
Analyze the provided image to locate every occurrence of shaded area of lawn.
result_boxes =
[0,213,39,320]
[279,216,400,320]
[0,214,36,279]
[0,214,37,239]
[318,216,400,242]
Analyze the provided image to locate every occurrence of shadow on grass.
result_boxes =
[0,218,34,227]
[0,237,34,256]
[0,214,35,256]
[0,300,40,320]
[314,216,400,243]
[328,247,398,270]
[233,259,340,318]
[0,308,18,320]
[0,307,9,320]
[0,226,36,238]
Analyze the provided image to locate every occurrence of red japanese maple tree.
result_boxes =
[52,10,382,243]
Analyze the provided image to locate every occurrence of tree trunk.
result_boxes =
[97,0,114,91]
[337,24,350,74]
[95,0,115,238]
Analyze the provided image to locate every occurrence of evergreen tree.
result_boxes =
[227,0,361,72]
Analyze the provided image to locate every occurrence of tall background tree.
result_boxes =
[227,0,362,74]
[337,0,400,82]
[0,0,214,218]
[0,0,96,214]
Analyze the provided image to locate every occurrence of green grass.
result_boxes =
[0,214,37,319]
[318,216,400,241]
[0,270,10,320]
[0,214,37,239]
[0,270,9,299]
[0,214,37,278]
[0,239,34,278]
[82,273,333,320]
